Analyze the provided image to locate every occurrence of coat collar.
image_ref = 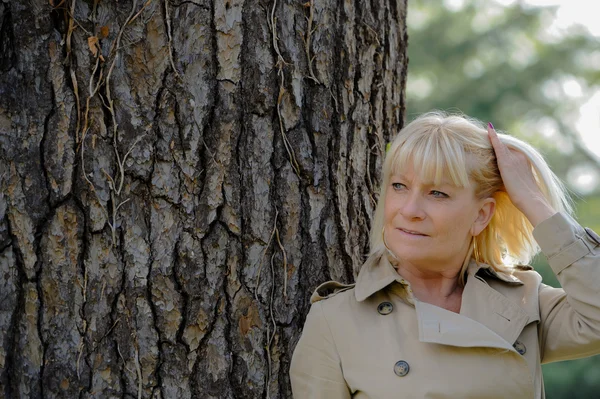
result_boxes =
[471,261,524,285]
[459,264,532,345]
[355,251,534,347]
[354,251,524,303]
[354,251,405,302]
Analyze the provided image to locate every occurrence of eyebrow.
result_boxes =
[392,174,454,187]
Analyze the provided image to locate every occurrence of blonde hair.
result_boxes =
[370,111,572,278]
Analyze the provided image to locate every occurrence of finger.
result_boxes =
[487,122,509,157]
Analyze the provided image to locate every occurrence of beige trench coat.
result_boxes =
[290,212,600,398]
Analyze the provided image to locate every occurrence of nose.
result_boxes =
[399,191,426,220]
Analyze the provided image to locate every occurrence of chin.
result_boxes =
[390,247,431,263]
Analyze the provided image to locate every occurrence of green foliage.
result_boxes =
[575,196,600,232]
[543,356,600,398]
[407,0,600,194]
[408,0,600,125]
[406,0,600,397]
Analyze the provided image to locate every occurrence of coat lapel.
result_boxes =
[417,261,532,349]
[356,253,534,349]
[459,274,531,346]
[416,300,516,351]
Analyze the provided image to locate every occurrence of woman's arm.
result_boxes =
[533,212,600,363]
[290,302,351,399]
[488,123,600,362]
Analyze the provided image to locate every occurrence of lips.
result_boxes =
[397,228,428,236]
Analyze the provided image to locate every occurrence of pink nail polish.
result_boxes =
[488,122,494,130]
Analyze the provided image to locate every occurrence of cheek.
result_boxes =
[437,208,476,239]
[383,192,396,221]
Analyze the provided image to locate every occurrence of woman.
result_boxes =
[290,112,600,398]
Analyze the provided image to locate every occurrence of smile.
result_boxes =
[397,228,428,237]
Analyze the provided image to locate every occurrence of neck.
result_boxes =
[395,261,464,312]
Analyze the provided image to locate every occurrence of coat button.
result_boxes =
[377,301,393,315]
[513,341,526,355]
[394,360,410,377]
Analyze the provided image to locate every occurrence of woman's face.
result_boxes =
[383,166,493,272]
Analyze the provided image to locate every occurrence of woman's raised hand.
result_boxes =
[487,122,556,227]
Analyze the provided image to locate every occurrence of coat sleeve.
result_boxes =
[290,301,351,399]
[532,212,600,364]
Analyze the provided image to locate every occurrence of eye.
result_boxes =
[430,190,449,198]
[391,182,406,191]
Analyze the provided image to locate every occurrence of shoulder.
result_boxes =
[483,264,543,298]
[511,265,542,282]
[513,264,534,272]
[489,266,544,321]
[481,263,540,287]
[310,280,356,304]
[502,265,544,291]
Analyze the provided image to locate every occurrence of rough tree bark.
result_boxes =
[0,0,408,397]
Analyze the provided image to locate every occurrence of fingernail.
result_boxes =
[488,122,494,130]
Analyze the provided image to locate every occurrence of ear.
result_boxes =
[471,198,496,236]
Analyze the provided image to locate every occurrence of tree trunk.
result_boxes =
[0,0,408,397]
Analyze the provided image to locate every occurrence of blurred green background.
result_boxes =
[406,0,600,397]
